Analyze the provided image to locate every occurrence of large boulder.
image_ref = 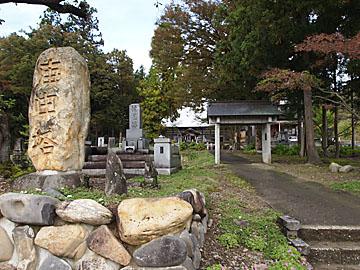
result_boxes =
[178,189,205,215]
[339,165,354,173]
[105,150,127,195]
[133,236,187,267]
[117,197,193,245]
[179,230,194,258]
[87,225,131,266]
[12,226,37,270]
[329,162,342,173]
[0,193,59,225]
[56,199,113,225]
[35,224,88,259]
[0,226,13,262]
[28,47,90,172]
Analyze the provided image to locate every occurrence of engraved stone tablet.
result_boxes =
[28,47,90,171]
[129,103,141,129]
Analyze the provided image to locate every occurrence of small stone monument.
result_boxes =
[14,47,90,190]
[122,103,148,152]
[105,149,127,195]
[98,137,105,147]
[154,136,181,175]
[143,157,158,188]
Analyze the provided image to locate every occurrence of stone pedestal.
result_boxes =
[12,171,83,191]
[154,137,181,175]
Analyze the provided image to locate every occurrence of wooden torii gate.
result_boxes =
[207,101,281,165]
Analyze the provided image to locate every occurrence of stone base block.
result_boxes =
[156,167,181,175]
[12,171,83,191]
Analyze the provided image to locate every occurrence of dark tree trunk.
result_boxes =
[322,105,328,157]
[334,106,340,158]
[0,113,11,163]
[351,88,355,152]
[303,90,321,164]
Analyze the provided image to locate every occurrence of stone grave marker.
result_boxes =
[123,103,148,152]
[98,137,105,147]
[108,137,116,148]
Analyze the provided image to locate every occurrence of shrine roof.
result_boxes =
[207,101,281,117]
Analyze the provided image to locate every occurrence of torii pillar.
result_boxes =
[215,122,221,165]
[262,122,271,164]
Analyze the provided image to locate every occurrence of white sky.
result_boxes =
[0,0,172,70]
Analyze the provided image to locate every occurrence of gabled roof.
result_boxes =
[207,101,281,117]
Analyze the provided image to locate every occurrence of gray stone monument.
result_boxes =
[122,103,149,152]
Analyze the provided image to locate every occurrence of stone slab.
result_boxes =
[11,172,82,191]
[0,193,60,225]
[278,215,301,231]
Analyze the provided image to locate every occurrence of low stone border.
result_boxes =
[278,215,310,256]
[0,189,208,270]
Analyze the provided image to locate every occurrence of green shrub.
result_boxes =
[218,233,240,248]
[179,142,206,151]
[206,264,223,270]
[339,146,360,157]
[217,197,306,269]
[243,144,257,154]
[273,144,300,156]
[0,162,35,180]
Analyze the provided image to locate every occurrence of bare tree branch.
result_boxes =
[0,0,88,18]
[315,88,360,120]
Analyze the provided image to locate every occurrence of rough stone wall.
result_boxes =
[0,189,208,270]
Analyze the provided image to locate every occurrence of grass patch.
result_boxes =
[330,181,360,193]
[128,150,219,199]
[217,195,306,269]
[29,150,219,206]
[206,264,223,270]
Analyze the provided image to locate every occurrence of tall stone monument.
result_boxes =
[122,103,148,152]
[28,47,90,174]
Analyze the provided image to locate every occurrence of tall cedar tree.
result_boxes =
[256,69,322,164]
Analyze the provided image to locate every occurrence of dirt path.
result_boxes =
[202,166,270,269]
[221,152,360,226]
